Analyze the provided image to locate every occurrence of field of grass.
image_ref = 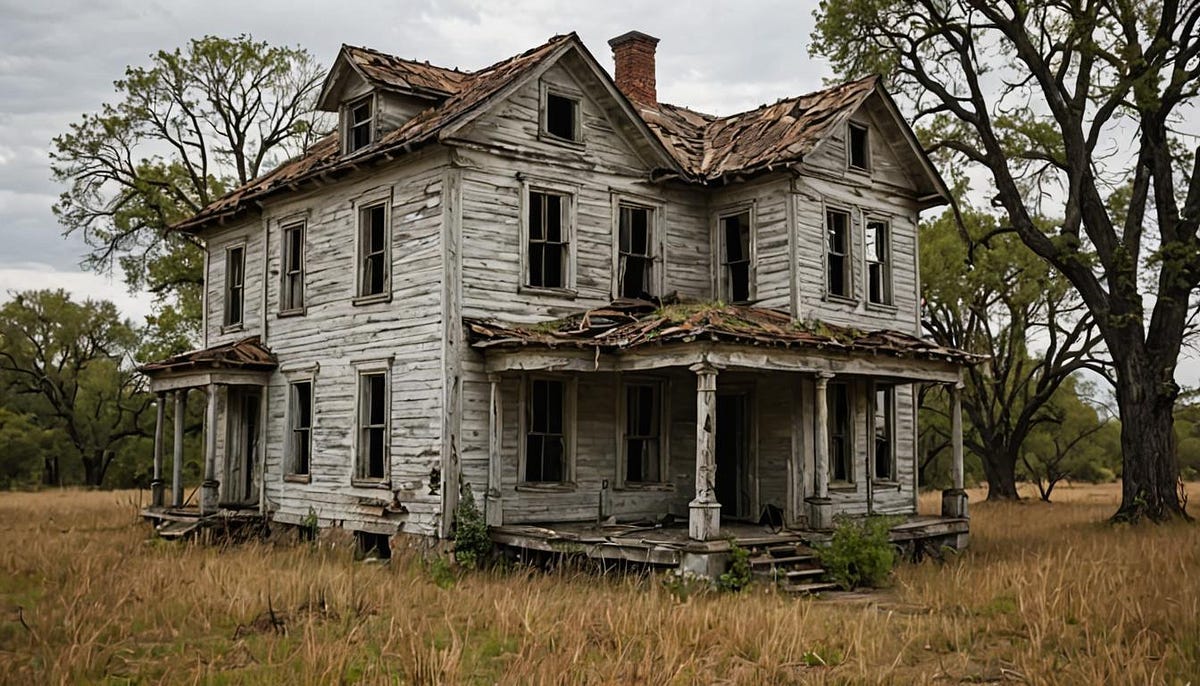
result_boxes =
[0,482,1197,684]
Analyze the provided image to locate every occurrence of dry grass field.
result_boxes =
[0,483,1197,685]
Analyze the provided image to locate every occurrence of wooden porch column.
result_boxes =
[942,381,969,518]
[172,390,187,507]
[200,384,220,514]
[688,362,721,541]
[151,391,166,507]
[485,374,504,527]
[805,372,834,530]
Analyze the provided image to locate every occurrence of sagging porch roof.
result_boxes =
[466,300,978,367]
[138,336,278,376]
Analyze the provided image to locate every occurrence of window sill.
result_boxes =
[537,131,586,150]
[516,482,577,493]
[872,479,901,489]
[829,482,857,493]
[616,482,674,492]
[352,293,392,307]
[865,301,897,314]
[822,294,859,307]
[518,285,577,299]
[284,474,311,484]
[277,307,307,318]
[221,323,245,335]
[351,478,392,490]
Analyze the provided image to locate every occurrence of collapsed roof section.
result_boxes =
[139,336,278,376]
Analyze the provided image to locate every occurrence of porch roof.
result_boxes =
[466,301,979,367]
[138,336,278,377]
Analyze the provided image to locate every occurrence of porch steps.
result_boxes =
[746,543,840,596]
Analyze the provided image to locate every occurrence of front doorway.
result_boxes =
[222,387,261,506]
[715,392,752,520]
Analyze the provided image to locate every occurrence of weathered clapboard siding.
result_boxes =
[662,185,712,300]
[708,175,793,311]
[204,221,266,347]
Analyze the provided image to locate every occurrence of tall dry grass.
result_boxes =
[0,483,1196,684]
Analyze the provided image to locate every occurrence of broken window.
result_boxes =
[224,245,245,327]
[346,96,374,153]
[826,210,851,298]
[874,387,894,481]
[624,382,662,483]
[618,204,655,299]
[357,372,387,480]
[828,382,852,482]
[866,219,891,305]
[358,203,388,298]
[527,190,570,289]
[281,222,305,312]
[525,378,567,482]
[288,380,313,476]
[848,122,869,170]
[545,92,579,142]
[720,210,752,303]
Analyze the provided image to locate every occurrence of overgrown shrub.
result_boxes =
[453,483,492,569]
[717,541,752,592]
[816,516,898,590]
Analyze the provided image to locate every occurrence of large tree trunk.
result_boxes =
[981,448,1020,500]
[1111,352,1189,522]
[82,450,110,487]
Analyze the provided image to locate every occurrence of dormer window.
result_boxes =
[345,95,374,154]
[541,83,581,144]
[848,122,870,170]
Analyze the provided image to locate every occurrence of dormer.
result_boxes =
[317,45,470,156]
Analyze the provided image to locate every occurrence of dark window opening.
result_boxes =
[358,373,387,480]
[528,191,569,288]
[347,98,373,153]
[874,387,894,480]
[525,379,566,482]
[721,211,752,303]
[618,205,654,299]
[289,381,312,476]
[282,224,304,311]
[866,220,891,305]
[354,531,391,560]
[829,383,852,482]
[849,123,869,170]
[359,204,387,297]
[826,210,851,298]
[225,246,245,326]
[546,93,578,141]
[625,383,662,483]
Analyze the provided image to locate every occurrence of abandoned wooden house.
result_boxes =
[139,30,975,582]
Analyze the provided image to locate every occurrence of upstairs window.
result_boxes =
[719,210,752,303]
[525,378,567,483]
[356,371,388,481]
[826,210,851,298]
[281,222,305,312]
[287,380,313,477]
[623,382,664,483]
[848,122,870,170]
[527,190,571,289]
[346,96,374,154]
[357,203,389,299]
[866,219,892,305]
[874,387,895,481]
[224,245,245,327]
[544,91,580,142]
[617,204,656,299]
[828,382,852,482]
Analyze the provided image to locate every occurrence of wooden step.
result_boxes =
[749,554,817,567]
[784,568,826,579]
[782,581,841,595]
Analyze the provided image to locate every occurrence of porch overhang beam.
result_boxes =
[147,369,272,393]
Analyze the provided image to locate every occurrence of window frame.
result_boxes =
[343,93,376,155]
[520,180,578,295]
[284,376,315,482]
[539,81,584,147]
[279,220,306,315]
[827,381,854,485]
[871,384,896,483]
[612,196,664,300]
[223,243,246,330]
[352,362,391,486]
[617,376,671,489]
[353,191,392,305]
[823,206,855,303]
[715,203,756,304]
[517,374,577,489]
[847,121,871,172]
[864,216,894,308]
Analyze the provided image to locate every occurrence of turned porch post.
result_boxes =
[942,381,969,518]
[151,391,166,507]
[200,383,220,514]
[172,389,187,507]
[805,372,834,530]
[485,374,504,527]
[689,362,721,541]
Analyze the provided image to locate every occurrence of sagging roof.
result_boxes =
[139,336,278,375]
[466,301,979,366]
[335,44,470,101]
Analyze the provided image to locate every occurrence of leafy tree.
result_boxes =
[813,0,1200,521]
[1020,378,1119,501]
[0,290,151,486]
[921,204,1105,499]
[51,35,327,355]
[0,409,56,488]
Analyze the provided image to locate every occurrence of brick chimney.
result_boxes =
[608,31,660,107]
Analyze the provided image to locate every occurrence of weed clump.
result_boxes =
[816,516,898,590]
[453,483,491,569]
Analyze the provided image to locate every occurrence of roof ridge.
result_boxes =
[470,32,575,77]
[342,43,471,75]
